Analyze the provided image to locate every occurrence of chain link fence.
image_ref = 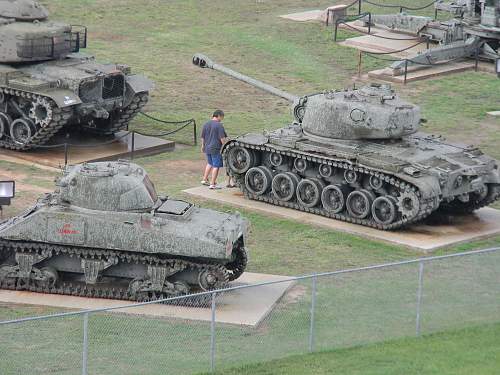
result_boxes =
[1,247,499,375]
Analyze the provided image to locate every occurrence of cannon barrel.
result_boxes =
[192,54,299,103]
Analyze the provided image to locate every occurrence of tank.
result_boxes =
[0,0,153,150]
[0,161,248,301]
[193,54,500,230]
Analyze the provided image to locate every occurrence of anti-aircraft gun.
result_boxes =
[362,0,500,72]
[193,54,500,230]
[0,0,153,150]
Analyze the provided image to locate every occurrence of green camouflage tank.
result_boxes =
[0,0,153,150]
[193,54,500,230]
[0,161,248,301]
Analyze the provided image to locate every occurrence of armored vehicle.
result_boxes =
[0,161,248,301]
[0,0,153,150]
[193,54,500,230]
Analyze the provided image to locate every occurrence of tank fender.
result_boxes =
[395,173,442,200]
[124,74,154,106]
[44,90,82,108]
[483,168,500,184]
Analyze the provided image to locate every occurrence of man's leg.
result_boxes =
[210,167,220,186]
[203,163,212,182]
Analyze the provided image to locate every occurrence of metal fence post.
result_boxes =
[358,0,362,15]
[82,312,89,375]
[130,131,135,160]
[210,292,216,373]
[64,143,68,166]
[415,261,425,336]
[357,50,363,77]
[474,47,479,72]
[403,59,408,85]
[193,120,197,146]
[308,275,318,353]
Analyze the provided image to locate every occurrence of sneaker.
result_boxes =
[201,180,210,186]
[209,185,222,190]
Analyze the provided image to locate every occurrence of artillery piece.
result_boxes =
[0,0,153,150]
[193,54,500,230]
[362,0,500,72]
[0,161,248,301]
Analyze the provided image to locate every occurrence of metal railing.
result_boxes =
[0,247,499,375]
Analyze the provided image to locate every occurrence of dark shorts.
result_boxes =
[206,153,223,168]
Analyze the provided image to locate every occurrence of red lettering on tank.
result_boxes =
[58,223,80,235]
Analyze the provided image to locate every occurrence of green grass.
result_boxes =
[203,322,500,375]
[1,250,499,375]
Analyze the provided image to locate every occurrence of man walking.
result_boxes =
[201,110,227,189]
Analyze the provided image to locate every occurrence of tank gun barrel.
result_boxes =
[192,54,299,103]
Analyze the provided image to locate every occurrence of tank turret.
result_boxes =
[0,0,83,63]
[0,0,48,21]
[0,161,249,302]
[192,54,421,140]
[193,54,499,230]
[0,0,152,150]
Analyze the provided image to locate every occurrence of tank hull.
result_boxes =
[223,130,500,230]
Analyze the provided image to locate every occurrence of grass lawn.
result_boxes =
[0,0,499,373]
[204,322,500,375]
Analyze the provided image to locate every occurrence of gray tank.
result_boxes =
[193,54,500,230]
[0,161,248,301]
[0,0,153,150]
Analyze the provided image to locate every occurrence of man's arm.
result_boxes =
[201,124,206,152]
[219,124,228,146]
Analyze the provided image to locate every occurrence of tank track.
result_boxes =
[0,87,73,151]
[223,140,437,230]
[0,239,230,305]
[90,92,149,135]
[438,184,500,215]
[225,246,248,282]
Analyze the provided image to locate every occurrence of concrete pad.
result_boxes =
[0,272,294,326]
[339,28,432,58]
[368,61,476,83]
[0,130,175,169]
[487,111,500,117]
[184,186,500,252]
[279,10,323,22]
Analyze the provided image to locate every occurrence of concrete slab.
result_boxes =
[0,272,294,326]
[368,61,476,83]
[184,186,500,252]
[339,28,432,58]
[486,111,500,117]
[0,130,175,169]
[279,10,323,22]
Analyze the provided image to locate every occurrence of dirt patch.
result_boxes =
[281,284,307,305]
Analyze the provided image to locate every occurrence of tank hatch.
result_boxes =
[57,161,158,212]
[0,0,49,21]
[157,200,193,215]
